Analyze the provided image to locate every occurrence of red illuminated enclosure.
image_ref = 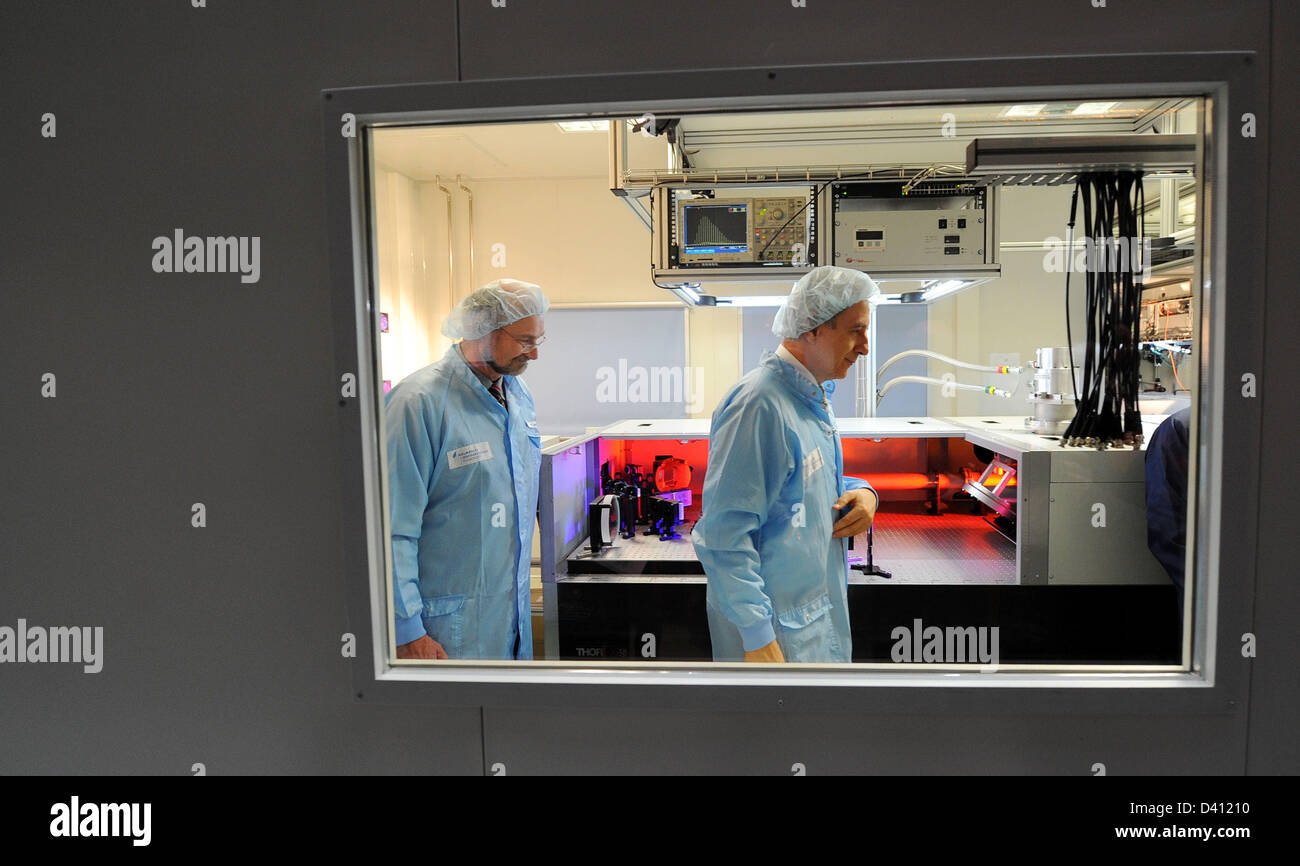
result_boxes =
[540,416,1178,664]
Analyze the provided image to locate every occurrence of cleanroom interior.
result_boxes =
[369,97,1201,666]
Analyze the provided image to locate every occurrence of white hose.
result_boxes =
[876,349,1023,379]
[877,375,1012,402]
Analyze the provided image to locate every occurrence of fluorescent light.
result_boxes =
[715,295,787,307]
[1003,104,1047,118]
[675,284,701,304]
[1072,101,1119,116]
[872,294,903,305]
[922,279,969,302]
[556,120,610,133]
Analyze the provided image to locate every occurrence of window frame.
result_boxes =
[322,52,1257,714]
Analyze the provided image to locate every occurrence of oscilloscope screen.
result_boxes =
[682,203,749,254]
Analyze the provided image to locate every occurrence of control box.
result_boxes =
[830,180,990,271]
[834,209,985,267]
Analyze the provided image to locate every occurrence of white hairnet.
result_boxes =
[441,279,550,340]
[772,266,879,339]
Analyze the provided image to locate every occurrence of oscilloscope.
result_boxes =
[673,195,810,267]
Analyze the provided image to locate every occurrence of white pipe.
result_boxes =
[435,175,454,308]
[877,375,1012,403]
[877,348,1023,379]
[457,175,474,289]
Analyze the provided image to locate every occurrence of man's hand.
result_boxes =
[744,639,786,663]
[396,635,448,660]
[831,487,878,538]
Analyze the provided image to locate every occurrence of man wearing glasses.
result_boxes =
[385,279,550,660]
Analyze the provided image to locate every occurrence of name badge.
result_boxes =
[448,441,493,470]
[802,446,825,480]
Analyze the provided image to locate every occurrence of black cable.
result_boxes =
[1065,185,1080,409]
[753,171,891,262]
[1063,170,1145,449]
[754,182,824,261]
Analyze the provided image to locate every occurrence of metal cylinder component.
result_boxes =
[1025,346,1079,434]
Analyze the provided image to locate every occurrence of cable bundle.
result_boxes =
[1063,171,1146,449]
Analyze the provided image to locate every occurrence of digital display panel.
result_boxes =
[683,203,749,254]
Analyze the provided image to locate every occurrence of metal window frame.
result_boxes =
[322,52,1257,715]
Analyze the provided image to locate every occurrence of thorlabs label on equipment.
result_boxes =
[802,447,825,480]
[448,442,493,470]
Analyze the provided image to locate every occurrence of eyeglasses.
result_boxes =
[501,328,547,351]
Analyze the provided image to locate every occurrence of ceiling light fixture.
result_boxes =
[1003,104,1048,118]
[1072,101,1119,115]
[556,120,610,133]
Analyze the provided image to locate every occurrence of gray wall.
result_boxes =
[1,0,1294,775]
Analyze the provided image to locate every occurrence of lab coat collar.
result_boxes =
[447,343,511,407]
[453,342,504,390]
[775,344,820,389]
[760,350,836,413]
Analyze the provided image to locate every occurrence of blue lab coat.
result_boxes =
[1145,406,1191,619]
[691,352,874,662]
[385,345,541,659]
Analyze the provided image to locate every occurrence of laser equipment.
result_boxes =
[587,495,620,555]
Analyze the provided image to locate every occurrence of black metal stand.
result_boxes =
[851,524,892,579]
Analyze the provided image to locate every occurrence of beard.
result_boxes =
[488,354,529,376]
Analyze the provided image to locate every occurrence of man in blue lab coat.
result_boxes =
[1145,405,1192,623]
[385,279,549,660]
[692,266,880,663]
